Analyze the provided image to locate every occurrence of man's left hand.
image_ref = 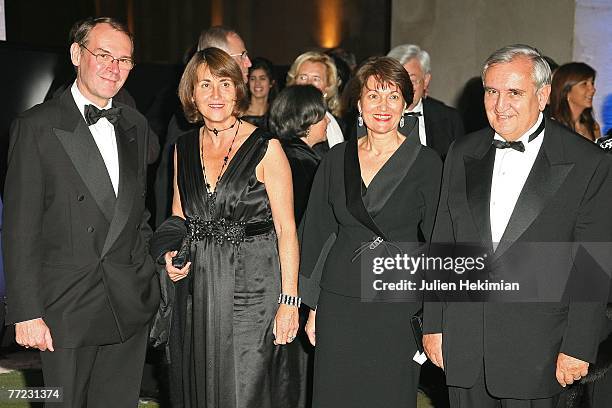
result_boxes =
[556,352,589,387]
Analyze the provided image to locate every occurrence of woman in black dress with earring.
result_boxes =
[299,57,442,408]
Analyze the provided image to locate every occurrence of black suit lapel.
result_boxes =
[464,129,495,251]
[495,123,573,258]
[344,138,387,240]
[102,117,138,256]
[364,121,421,217]
[53,91,116,222]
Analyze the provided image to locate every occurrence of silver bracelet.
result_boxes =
[278,293,301,308]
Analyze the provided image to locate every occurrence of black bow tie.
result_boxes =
[84,104,122,126]
[492,119,546,153]
[492,139,525,152]
[405,111,422,117]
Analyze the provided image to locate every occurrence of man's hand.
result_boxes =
[556,352,589,387]
[164,251,191,282]
[15,318,54,352]
[423,333,444,370]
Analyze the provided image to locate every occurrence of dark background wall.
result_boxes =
[6,0,390,65]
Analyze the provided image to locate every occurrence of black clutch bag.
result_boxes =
[411,309,424,353]
[171,237,190,268]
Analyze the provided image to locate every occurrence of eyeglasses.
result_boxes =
[409,74,422,85]
[229,50,249,61]
[80,44,135,70]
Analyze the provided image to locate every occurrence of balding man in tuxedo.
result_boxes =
[3,17,159,407]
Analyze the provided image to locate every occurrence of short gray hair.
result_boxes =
[387,44,431,74]
[482,44,552,90]
[197,26,238,52]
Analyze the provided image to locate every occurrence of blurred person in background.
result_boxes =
[287,51,344,155]
[550,62,601,141]
[386,44,464,160]
[269,84,328,225]
[243,57,278,130]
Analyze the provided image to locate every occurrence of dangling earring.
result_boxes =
[305,126,311,139]
[358,113,364,127]
[399,116,405,128]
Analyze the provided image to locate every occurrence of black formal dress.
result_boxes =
[151,128,304,408]
[299,122,442,408]
[280,138,320,226]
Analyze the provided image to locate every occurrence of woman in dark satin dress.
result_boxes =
[269,85,329,225]
[299,57,442,408]
[150,48,301,408]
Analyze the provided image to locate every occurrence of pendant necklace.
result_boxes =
[201,119,242,217]
[205,118,240,137]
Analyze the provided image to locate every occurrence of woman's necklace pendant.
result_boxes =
[207,191,217,217]
[200,119,242,218]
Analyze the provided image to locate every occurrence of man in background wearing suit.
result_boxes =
[387,44,464,159]
[3,17,159,407]
[422,44,612,407]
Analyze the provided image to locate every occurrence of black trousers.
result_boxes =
[449,364,561,408]
[40,325,148,408]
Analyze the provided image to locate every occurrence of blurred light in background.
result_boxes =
[127,0,135,35]
[316,0,341,48]
[211,0,223,26]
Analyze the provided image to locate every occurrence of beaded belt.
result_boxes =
[185,215,274,245]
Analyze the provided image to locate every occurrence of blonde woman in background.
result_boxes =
[287,51,344,152]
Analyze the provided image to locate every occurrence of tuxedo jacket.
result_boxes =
[422,97,464,159]
[423,118,612,399]
[354,97,463,159]
[3,89,160,348]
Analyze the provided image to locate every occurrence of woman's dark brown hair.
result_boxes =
[550,62,597,139]
[178,47,249,123]
[344,56,414,115]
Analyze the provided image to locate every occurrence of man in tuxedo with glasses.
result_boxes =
[3,17,159,407]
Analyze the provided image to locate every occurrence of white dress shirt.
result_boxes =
[490,113,545,248]
[71,82,120,196]
[406,98,426,146]
[326,111,344,148]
